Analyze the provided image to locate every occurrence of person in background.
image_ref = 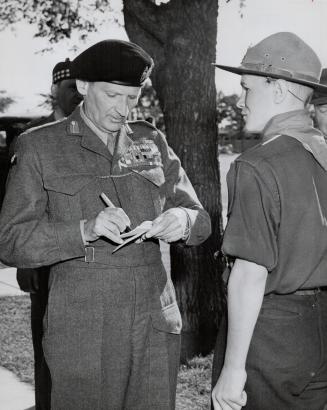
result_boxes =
[212,32,327,410]
[15,58,81,410]
[0,40,211,410]
[312,68,327,138]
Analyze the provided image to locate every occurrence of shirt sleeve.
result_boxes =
[222,160,280,271]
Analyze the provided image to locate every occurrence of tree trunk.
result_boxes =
[124,0,225,360]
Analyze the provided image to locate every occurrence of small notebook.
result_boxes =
[112,221,153,253]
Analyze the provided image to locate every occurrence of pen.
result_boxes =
[100,192,131,232]
[100,192,115,208]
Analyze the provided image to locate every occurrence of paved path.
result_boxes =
[0,268,34,409]
[0,267,23,297]
[0,364,34,410]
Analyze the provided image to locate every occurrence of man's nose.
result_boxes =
[116,96,129,117]
[237,93,245,109]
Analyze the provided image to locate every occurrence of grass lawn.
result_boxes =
[0,295,34,383]
[0,295,212,409]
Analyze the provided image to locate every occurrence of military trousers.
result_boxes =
[43,260,181,410]
[31,290,52,410]
[212,291,327,410]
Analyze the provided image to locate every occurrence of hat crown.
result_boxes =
[241,32,321,83]
[52,58,72,84]
[71,39,154,86]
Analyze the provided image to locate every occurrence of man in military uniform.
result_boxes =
[212,32,327,410]
[13,58,81,410]
[312,68,327,138]
[0,40,211,410]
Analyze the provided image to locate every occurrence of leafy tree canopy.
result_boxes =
[0,0,245,43]
[0,91,14,113]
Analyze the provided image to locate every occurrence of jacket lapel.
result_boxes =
[111,124,134,175]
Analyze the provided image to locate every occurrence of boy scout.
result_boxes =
[212,32,327,409]
[0,40,211,410]
[14,58,82,410]
[312,68,327,137]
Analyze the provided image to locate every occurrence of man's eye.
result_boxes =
[107,93,116,97]
[129,96,137,100]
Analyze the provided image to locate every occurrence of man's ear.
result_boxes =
[274,79,288,104]
[76,80,89,96]
[51,84,59,99]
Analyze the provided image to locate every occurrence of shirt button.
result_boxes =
[310,371,316,377]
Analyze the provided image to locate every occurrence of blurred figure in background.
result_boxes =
[15,58,81,410]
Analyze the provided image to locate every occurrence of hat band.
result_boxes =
[241,62,318,83]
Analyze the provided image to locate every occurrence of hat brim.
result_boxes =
[311,94,327,105]
[215,64,327,92]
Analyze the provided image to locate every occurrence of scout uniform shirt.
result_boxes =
[223,109,327,294]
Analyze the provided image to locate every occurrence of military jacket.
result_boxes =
[0,108,210,269]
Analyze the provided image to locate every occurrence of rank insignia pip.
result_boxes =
[119,139,162,168]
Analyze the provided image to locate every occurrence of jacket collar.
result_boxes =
[66,106,134,168]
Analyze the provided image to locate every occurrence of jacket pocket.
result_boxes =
[43,174,94,196]
[151,300,182,334]
[151,277,182,334]
[131,166,165,187]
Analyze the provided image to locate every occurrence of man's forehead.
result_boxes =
[92,81,141,94]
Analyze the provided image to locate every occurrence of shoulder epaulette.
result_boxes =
[24,117,65,134]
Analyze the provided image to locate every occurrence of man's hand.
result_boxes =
[212,366,247,410]
[144,207,188,243]
[84,207,130,244]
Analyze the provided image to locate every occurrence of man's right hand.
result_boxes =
[84,207,130,244]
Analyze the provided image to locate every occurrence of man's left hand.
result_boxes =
[212,366,247,410]
[145,207,188,243]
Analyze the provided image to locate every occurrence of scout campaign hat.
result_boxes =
[215,32,327,92]
[52,58,72,84]
[71,40,154,87]
[311,68,327,105]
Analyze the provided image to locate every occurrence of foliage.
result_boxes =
[38,92,53,111]
[0,0,121,42]
[217,91,244,132]
[0,0,246,44]
[131,83,165,131]
[0,90,14,113]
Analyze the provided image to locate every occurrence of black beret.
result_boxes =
[70,40,154,87]
[52,58,72,84]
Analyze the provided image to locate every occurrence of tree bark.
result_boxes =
[124,0,225,359]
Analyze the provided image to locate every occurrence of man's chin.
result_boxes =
[244,122,262,134]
